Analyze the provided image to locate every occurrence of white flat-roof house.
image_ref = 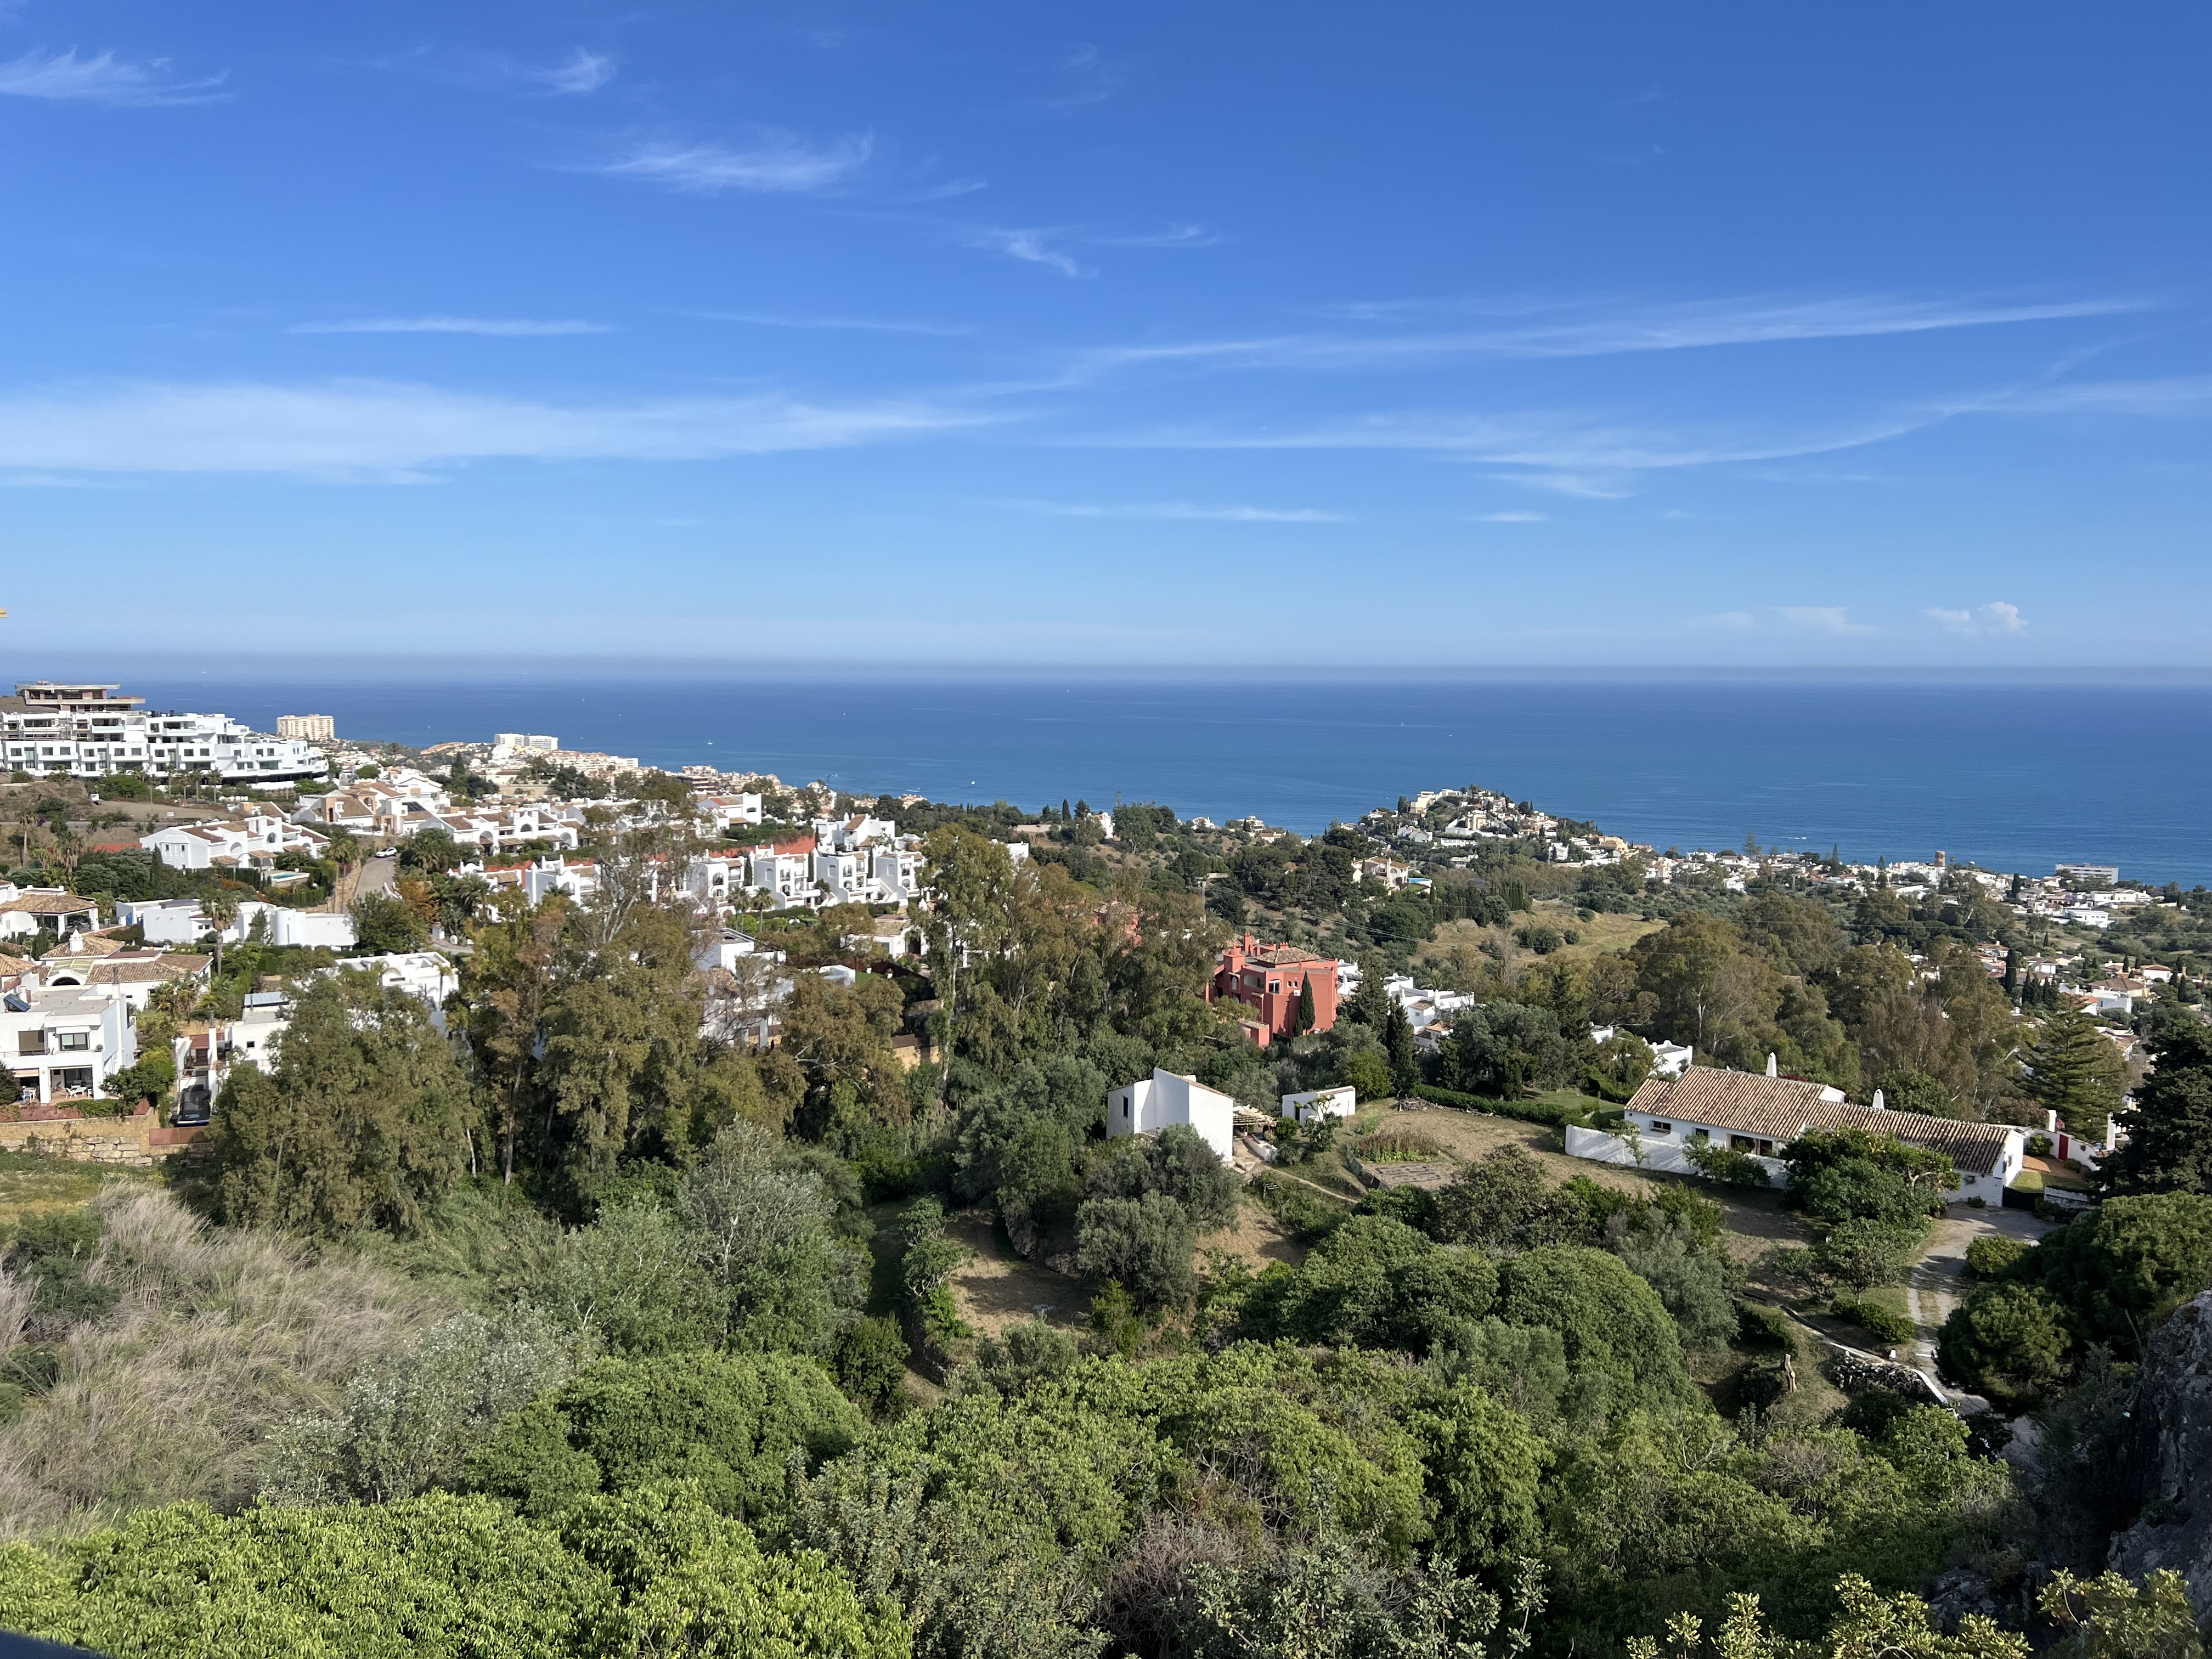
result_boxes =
[1281,1085,1358,1124]
[2,985,135,1104]
[1106,1067,1237,1163]
[1567,1065,2025,1201]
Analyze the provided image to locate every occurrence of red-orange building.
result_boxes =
[1211,932,1340,1046]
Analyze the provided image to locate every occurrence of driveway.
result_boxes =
[1906,1204,2052,1378]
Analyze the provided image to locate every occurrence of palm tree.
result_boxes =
[200,888,241,979]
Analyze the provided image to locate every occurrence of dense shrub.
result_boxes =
[1498,1245,1696,1406]
[464,1350,865,1535]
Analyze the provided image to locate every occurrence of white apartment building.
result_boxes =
[747,849,822,910]
[275,714,336,742]
[3,683,327,786]
[814,814,899,850]
[2,985,135,1104]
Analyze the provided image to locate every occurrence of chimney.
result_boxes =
[1765,1052,1778,1079]
[1871,1088,1885,1111]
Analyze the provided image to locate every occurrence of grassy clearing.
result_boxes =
[939,1207,1088,1338]
[0,1159,156,1231]
[1414,909,1664,977]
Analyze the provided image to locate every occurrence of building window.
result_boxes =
[1649,1121,1672,1136]
[58,1032,89,1052]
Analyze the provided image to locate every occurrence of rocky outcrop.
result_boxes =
[1827,1346,1948,1404]
[2108,1290,2212,1615]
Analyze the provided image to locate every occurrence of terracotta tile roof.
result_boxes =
[1628,1066,2020,1176]
[1246,945,1338,968]
[0,893,97,916]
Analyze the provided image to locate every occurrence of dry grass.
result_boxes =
[1351,1120,1449,1165]
[1413,908,1664,978]
[0,1184,456,1538]
[940,1208,1088,1338]
[0,1161,155,1232]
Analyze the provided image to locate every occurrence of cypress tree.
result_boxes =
[1385,1002,1418,1094]
[1295,975,1317,1036]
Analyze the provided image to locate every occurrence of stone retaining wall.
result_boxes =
[0,1109,204,1166]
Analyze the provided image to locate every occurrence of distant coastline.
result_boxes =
[17,666,2212,885]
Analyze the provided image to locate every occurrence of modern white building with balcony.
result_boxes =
[2,986,135,1104]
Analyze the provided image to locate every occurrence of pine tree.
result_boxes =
[2020,1008,2130,1141]
[2100,1023,2212,1195]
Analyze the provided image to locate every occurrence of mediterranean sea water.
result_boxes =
[59,667,2212,886]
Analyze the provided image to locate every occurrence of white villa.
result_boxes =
[1106,1067,1236,1163]
[1567,1065,2027,1202]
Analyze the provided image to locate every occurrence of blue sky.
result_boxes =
[2,3,2208,667]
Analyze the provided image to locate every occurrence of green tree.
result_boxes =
[541,904,708,1182]
[1412,1378,1547,1568]
[1295,975,1317,1036]
[2100,1023,2212,1197]
[1076,1191,1198,1308]
[1937,1280,2074,1406]
[0,1493,619,1657]
[350,889,431,953]
[209,969,473,1234]
[467,1349,865,1533]
[679,1122,865,1355]
[1384,1001,1418,1093]
[1499,1244,1696,1406]
[1339,1048,1395,1101]
[2021,1009,2131,1141]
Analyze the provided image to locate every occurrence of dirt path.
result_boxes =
[1906,1206,2051,1374]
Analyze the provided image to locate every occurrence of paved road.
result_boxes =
[332,853,397,912]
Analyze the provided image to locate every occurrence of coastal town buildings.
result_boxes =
[4,682,328,786]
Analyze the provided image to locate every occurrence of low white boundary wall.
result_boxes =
[1564,1124,1786,1187]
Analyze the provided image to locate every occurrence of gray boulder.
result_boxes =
[2109,1290,2212,1615]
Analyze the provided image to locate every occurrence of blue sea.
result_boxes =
[38,664,2212,886]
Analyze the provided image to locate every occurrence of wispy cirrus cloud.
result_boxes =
[600,129,873,194]
[1081,292,2146,377]
[1690,606,1874,636]
[290,317,613,337]
[1021,43,1126,114]
[0,47,225,106]
[1940,375,2212,418]
[691,310,975,337]
[997,498,1344,523]
[962,227,1087,276]
[1926,601,2028,635]
[0,379,982,478]
[1096,407,1936,500]
[527,48,614,95]
[956,222,1218,275]
[1777,606,1875,636]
